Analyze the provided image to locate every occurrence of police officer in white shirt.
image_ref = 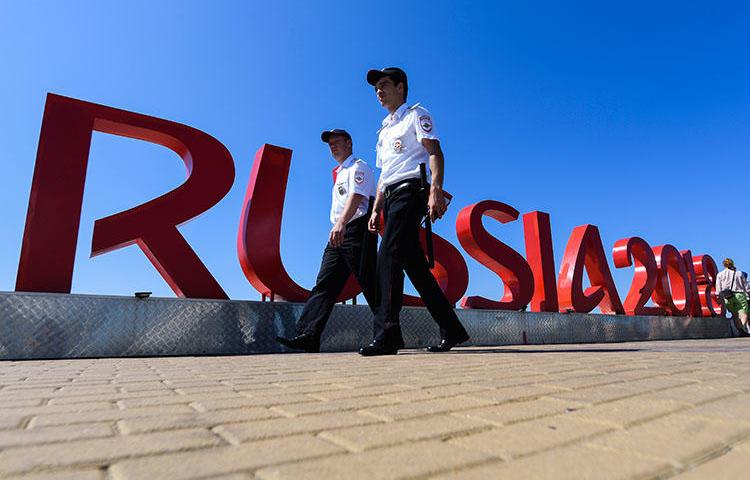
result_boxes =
[359,67,470,356]
[276,129,378,352]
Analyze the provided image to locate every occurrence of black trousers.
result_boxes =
[373,184,468,345]
[295,216,377,337]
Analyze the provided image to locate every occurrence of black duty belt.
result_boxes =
[384,178,421,199]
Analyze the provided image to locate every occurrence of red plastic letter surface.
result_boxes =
[612,237,665,316]
[693,254,724,316]
[456,200,534,310]
[16,93,234,299]
[680,249,704,317]
[523,211,558,312]
[402,229,470,307]
[237,144,362,302]
[558,225,624,314]
[651,245,691,316]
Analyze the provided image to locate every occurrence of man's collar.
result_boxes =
[382,102,409,125]
[339,154,355,168]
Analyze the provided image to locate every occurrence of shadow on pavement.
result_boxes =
[397,347,642,355]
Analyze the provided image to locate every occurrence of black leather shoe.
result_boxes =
[426,332,469,352]
[276,334,320,353]
[358,342,399,356]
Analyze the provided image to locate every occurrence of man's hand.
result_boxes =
[368,211,381,233]
[428,186,447,222]
[329,221,346,247]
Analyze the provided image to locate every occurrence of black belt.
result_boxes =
[384,178,421,199]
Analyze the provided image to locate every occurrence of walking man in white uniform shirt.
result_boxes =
[359,67,470,356]
[276,129,378,352]
[716,257,750,335]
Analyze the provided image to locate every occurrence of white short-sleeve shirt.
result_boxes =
[330,155,375,225]
[375,102,438,191]
[716,268,750,295]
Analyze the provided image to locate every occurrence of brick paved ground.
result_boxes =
[0,338,748,479]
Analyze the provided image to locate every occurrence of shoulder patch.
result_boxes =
[419,115,433,133]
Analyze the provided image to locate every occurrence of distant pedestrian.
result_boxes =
[716,258,750,336]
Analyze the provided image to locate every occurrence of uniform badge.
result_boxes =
[419,115,433,133]
[392,139,404,153]
[354,173,364,185]
[337,183,346,196]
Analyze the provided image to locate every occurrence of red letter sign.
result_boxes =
[612,237,665,316]
[456,200,534,310]
[558,225,624,314]
[237,144,362,302]
[237,144,314,301]
[16,93,234,299]
[651,245,691,316]
[693,254,724,317]
[523,211,559,312]
[402,229,470,306]
[679,249,703,317]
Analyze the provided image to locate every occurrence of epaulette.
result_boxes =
[408,102,422,110]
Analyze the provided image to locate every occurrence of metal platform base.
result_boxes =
[0,291,734,360]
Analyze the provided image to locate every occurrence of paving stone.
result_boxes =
[538,374,624,389]
[638,383,743,406]
[256,440,492,480]
[7,468,106,479]
[449,415,613,459]
[0,422,113,448]
[0,388,57,400]
[0,428,220,476]
[29,405,197,427]
[454,398,585,426]
[431,444,671,479]
[0,398,44,408]
[673,448,749,479]
[47,390,180,405]
[308,384,416,401]
[116,395,202,408]
[0,413,29,429]
[265,383,350,395]
[215,411,381,443]
[360,396,493,421]
[547,384,641,405]
[462,384,568,404]
[117,382,171,392]
[193,394,318,410]
[626,376,698,392]
[567,397,688,427]
[52,386,121,396]
[273,396,401,417]
[319,414,488,451]
[109,435,343,479]
[1,401,115,416]
[118,407,283,434]
[586,414,750,465]
[464,375,549,389]
[679,394,750,424]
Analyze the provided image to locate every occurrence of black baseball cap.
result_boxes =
[366,67,408,87]
[321,128,352,143]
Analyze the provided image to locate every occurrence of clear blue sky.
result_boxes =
[1,1,748,306]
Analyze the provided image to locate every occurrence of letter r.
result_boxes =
[16,93,234,299]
